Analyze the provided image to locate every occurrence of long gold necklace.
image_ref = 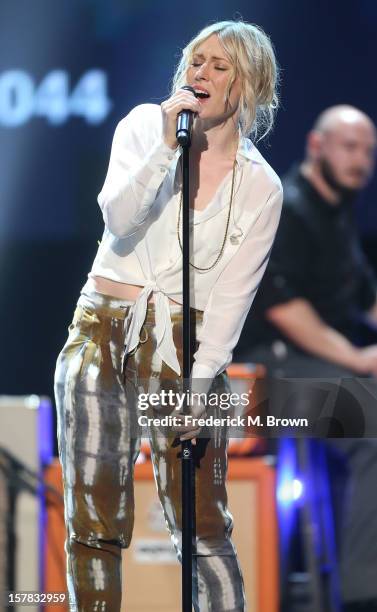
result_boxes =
[177,159,237,272]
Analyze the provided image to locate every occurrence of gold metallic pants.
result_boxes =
[54,289,246,611]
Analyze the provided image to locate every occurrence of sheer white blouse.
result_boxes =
[84,103,283,393]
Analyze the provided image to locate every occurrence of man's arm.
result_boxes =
[266,297,377,375]
[366,298,377,325]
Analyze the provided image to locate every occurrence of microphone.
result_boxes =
[176,85,198,147]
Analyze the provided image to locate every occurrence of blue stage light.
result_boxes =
[277,476,304,505]
[292,478,304,501]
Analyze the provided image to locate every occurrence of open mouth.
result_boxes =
[194,90,210,99]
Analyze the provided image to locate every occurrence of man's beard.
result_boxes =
[319,157,360,201]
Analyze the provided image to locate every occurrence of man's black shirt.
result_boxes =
[234,165,377,359]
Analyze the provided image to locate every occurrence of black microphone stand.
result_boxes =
[176,97,195,612]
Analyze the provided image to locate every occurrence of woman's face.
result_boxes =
[186,34,242,123]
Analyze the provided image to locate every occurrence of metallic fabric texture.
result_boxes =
[54,289,246,611]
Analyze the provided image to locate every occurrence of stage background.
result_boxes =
[0,0,376,454]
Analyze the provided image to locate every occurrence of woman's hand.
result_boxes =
[171,395,206,443]
[160,89,202,150]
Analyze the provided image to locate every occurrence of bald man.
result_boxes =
[234,106,377,611]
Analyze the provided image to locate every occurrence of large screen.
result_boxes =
[1,1,376,242]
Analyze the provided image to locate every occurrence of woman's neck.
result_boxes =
[191,117,240,160]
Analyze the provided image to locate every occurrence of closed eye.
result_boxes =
[191,62,227,71]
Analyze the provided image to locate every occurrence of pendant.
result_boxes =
[230,230,243,245]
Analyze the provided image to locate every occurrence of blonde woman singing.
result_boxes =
[54,19,283,612]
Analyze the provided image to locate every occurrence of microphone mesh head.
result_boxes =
[181,85,197,97]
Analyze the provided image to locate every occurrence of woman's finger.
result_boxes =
[179,427,201,441]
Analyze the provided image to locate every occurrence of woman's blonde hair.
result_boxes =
[171,20,280,141]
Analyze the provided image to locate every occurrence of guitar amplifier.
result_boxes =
[121,457,278,612]
[43,457,278,612]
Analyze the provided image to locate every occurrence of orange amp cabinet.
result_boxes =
[43,364,278,611]
[44,456,277,612]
